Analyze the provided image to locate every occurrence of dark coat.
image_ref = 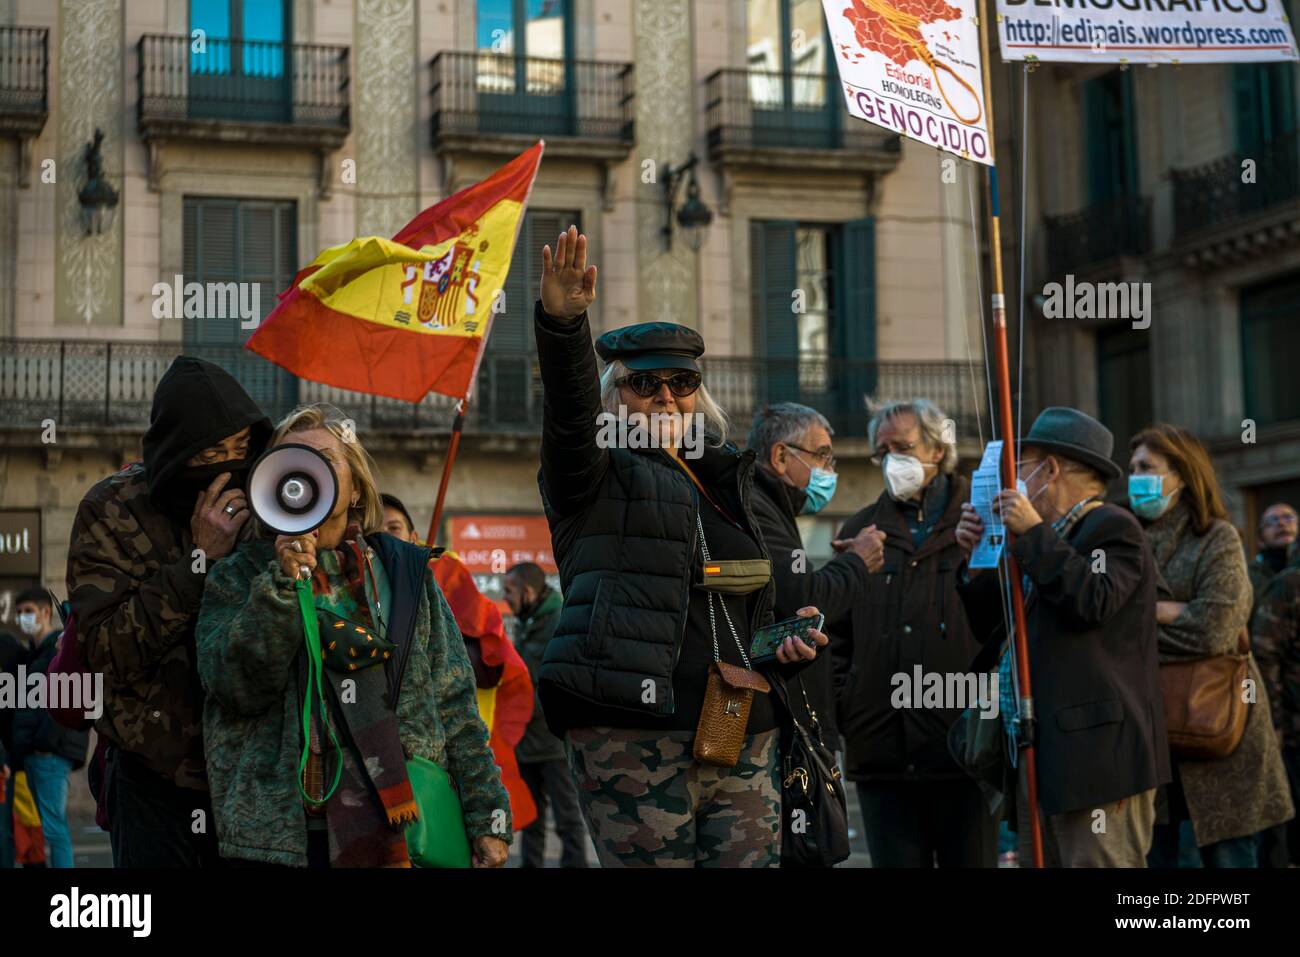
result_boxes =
[12,629,92,771]
[0,631,29,764]
[533,302,783,734]
[958,503,1172,816]
[830,475,980,780]
[68,356,270,789]
[748,464,867,745]
[514,587,566,763]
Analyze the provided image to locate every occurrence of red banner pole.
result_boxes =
[426,398,467,546]
[977,0,1044,869]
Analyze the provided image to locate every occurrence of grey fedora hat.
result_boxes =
[1020,407,1123,480]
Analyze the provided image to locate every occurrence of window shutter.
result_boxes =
[1235,65,1264,151]
[751,220,798,406]
[1120,70,1139,196]
[834,217,876,431]
[183,199,238,348]
[483,208,576,425]
[182,196,297,419]
[1084,77,1108,203]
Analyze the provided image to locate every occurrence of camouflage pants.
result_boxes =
[565,726,781,868]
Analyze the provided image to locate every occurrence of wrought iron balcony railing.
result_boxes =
[138,34,350,129]
[1044,194,1153,278]
[0,26,48,131]
[0,341,527,435]
[1172,130,1300,237]
[0,341,990,446]
[704,356,989,440]
[704,68,889,155]
[430,51,633,145]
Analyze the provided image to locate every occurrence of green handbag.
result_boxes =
[294,579,473,868]
[404,754,473,868]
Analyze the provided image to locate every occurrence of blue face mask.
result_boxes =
[800,467,838,515]
[1129,473,1174,520]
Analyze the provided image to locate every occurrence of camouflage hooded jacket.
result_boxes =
[195,537,512,866]
[66,358,271,790]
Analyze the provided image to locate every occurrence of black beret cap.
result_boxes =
[593,322,705,372]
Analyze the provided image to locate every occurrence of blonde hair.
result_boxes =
[268,403,385,535]
[599,359,730,447]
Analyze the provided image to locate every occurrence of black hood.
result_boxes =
[143,356,272,497]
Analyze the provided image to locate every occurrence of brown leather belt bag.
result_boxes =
[1159,630,1251,761]
[695,661,771,767]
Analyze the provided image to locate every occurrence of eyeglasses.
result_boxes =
[787,444,836,472]
[870,441,918,467]
[616,371,702,398]
[1263,513,1298,527]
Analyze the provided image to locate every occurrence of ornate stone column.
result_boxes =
[634,0,697,328]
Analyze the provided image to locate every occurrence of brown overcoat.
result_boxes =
[1145,501,1295,847]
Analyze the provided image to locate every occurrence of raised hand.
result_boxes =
[191,472,249,563]
[540,224,598,320]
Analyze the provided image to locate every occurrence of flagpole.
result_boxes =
[426,398,466,546]
[977,0,1044,868]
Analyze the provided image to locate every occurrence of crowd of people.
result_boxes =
[1,225,1296,869]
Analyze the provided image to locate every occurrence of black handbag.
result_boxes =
[772,674,851,868]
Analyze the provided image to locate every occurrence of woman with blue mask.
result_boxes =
[1130,424,1294,868]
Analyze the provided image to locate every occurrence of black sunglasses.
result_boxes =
[616,370,702,398]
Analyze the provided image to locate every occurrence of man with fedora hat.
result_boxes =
[955,407,1171,867]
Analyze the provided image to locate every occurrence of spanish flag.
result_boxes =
[246,142,544,403]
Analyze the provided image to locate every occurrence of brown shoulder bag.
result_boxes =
[1159,630,1251,760]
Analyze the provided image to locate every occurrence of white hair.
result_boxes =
[599,359,729,448]
[866,397,959,474]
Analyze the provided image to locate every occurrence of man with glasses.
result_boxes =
[747,403,885,774]
[829,398,995,867]
[1249,504,1298,616]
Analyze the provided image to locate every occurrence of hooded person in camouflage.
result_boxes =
[67,356,271,867]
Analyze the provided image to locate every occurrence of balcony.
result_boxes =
[697,356,988,441]
[0,26,49,187]
[1044,195,1153,279]
[1170,131,1300,268]
[137,34,350,189]
[430,51,633,163]
[0,341,538,444]
[704,68,901,180]
[0,342,988,448]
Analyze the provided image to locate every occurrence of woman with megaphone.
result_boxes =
[194,403,511,868]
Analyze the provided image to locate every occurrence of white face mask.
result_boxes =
[883,453,927,501]
[1015,459,1049,502]
[16,612,41,637]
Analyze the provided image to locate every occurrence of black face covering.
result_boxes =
[153,459,251,522]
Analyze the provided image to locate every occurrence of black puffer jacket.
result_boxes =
[533,303,782,735]
[12,629,91,771]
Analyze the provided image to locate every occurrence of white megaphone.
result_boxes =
[247,443,339,537]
